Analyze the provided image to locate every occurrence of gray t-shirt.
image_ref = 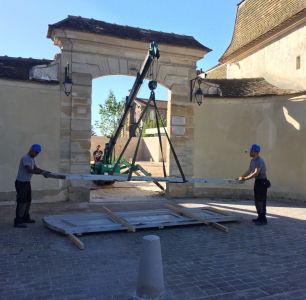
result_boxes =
[16,154,36,182]
[249,156,267,179]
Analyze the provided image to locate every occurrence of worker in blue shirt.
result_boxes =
[14,144,50,228]
[237,144,271,225]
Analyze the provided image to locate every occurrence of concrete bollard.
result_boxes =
[136,235,164,299]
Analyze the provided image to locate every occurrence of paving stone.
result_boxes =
[2,196,306,299]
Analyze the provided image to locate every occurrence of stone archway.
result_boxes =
[47,16,210,201]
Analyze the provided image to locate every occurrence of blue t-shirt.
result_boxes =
[249,156,267,179]
[16,154,36,182]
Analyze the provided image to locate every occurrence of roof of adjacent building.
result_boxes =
[135,98,168,109]
[220,0,306,62]
[48,15,211,52]
[204,78,302,97]
[0,56,55,82]
[205,64,227,79]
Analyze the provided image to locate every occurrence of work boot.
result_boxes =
[14,221,27,228]
[255,218,268,225]
[23,215,36,223]
[252,217,259,222]
[23,218,36,223]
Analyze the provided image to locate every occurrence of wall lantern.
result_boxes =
[63,63,73,96]
[190,71,207,106]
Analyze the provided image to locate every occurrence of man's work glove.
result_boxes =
[42,171,52,178]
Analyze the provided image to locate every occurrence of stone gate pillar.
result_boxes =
[59,47,92,201]
[166,79,195,197]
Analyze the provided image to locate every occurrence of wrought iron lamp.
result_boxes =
[63,63,73,96]
[190,72,206,106]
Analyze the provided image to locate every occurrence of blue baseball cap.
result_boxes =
[31,144,42,153]
[250,144,260,153]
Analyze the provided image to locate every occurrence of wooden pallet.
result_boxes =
[43,205,241,249]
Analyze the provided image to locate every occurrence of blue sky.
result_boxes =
[0,0,240,132]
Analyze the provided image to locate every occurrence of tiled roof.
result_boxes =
[204,78,302,97]
[206,64,227,79]
[48,16,211,52]
[220,0,306,62]
[0,56,55,82]
[135,98,167,109]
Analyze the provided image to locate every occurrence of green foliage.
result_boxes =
[95,90,125,137]
[142,114,167,137]
[91,125,96,136]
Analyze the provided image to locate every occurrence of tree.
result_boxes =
[91,125,96,136]
[142,115,167,137]
[95,90,125,137]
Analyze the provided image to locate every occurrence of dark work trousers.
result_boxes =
[15,180,32,224]
[254,179,268,221]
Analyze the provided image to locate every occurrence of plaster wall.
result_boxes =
[0,79,63,201]
[194,94,306,201]
[141,136,167,162]
[227,24,306,90]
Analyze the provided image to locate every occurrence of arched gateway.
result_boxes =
[45,16,210,201]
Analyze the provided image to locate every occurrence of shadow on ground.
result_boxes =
[1,182,306,299]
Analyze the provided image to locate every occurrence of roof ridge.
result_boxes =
[65,15,194,39]
[204,77,305,95]
[220,1,306,62]
[48,15,211,52]
[0,56,51,62]
[136,97,167,101]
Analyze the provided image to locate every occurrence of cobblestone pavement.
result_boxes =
[2,183,306,299]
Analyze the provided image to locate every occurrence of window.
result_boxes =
[296,56,301,70]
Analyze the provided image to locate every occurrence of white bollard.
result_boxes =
[136,235,164,299]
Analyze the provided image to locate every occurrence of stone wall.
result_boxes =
[2,75,305,202]
[0,79,63,202]
[193,94,306,201]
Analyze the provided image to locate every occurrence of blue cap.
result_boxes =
[250,144,260,153]
[31,144,42,153]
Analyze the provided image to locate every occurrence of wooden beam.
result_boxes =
[134,171,164,191]
[67,234,85,250]
[165,204,228,233]
[102,206,136,232]
[206,206,230,216]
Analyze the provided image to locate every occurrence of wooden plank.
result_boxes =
[134,171,165,191]
[205,206,230,216]
[209,222,228,232]
[102,206,136,232]
[165,204,228,233]
[166,204,209,225]
[67,234,85,250]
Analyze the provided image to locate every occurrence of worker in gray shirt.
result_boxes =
[14,144,50,228]
[237,144,271,225]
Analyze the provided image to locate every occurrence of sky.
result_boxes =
[0,0,241,132]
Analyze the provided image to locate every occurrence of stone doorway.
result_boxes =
[47,16,210,201]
